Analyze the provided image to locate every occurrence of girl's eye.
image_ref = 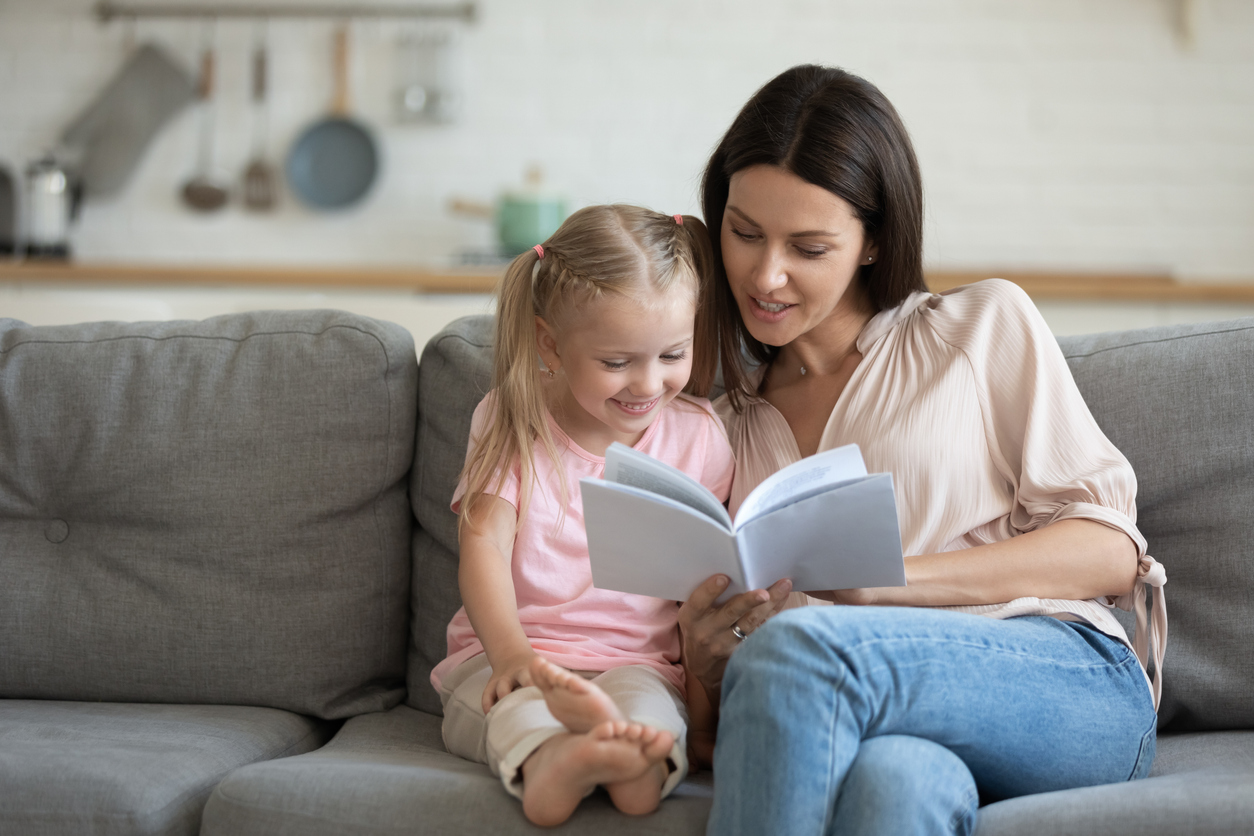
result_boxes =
[661,351,687,363]
[600,360,628,370]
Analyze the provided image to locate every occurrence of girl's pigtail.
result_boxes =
[676,215,719,397]
[459,247,551,536]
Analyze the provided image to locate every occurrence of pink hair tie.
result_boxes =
[533,244,545,259]
[673,214,683,226]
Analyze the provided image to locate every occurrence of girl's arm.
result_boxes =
[459,494,538,714]
[814,518,1139,607]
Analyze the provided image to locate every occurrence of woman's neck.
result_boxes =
[776,291,875,379]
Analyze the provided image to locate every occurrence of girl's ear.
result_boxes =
[534,316,561,374]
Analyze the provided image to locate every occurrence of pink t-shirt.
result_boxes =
[431,393,736,694]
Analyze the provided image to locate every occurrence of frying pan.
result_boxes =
[286,25,377,210]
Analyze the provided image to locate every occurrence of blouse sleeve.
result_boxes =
[937,280,1148,556]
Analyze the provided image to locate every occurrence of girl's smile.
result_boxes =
[536,289,696,456]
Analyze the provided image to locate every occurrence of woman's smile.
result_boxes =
[750,296,797,321]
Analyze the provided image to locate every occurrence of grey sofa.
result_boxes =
[1,309,1252,836]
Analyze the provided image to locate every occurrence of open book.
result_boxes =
[580,442,906,602]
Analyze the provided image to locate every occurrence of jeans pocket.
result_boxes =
[1127,720,1157,781]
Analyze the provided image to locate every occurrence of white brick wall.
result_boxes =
[1,0,1251,279]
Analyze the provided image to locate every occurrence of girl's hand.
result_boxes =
[482,650,539,714]
[679,574,792,704]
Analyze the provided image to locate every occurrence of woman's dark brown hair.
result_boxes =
[702,65,927,410]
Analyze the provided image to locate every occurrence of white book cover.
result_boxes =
[581,442,907,602]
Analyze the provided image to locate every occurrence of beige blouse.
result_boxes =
[714,280,1167,709]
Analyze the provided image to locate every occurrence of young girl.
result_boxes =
[431,205,734,826]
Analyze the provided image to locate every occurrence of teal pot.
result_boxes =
[496,192,566,256]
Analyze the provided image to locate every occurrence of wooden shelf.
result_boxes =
[0,262,502,294]
[926,271,1254,303]
[3,262,1254,303]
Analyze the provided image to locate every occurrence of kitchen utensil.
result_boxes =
[60,43,194,199]
[0,163,14,256]
[24,155,73,259]
[181,32,229,212]
[242,31,277,211]
[449,166,566,256]
[286,24,378,211]
[395,30,457,124]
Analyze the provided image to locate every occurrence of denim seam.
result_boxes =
[1125,715,1158,782]
[834,633,1142,675]
[821,656,848,836]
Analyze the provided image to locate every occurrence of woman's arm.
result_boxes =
[814,518,1139,607]
[459,494,537,713]
[679,575,793,707]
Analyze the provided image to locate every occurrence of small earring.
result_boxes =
[866,255,875,263]
[544,367,555,379]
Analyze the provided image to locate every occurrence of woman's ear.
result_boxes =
[535,316,561,374]
[862,241,879,265]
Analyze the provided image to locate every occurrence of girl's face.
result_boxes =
[721,164,877,347]
[537,287,696,453]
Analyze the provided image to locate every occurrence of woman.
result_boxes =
[678,65,1168,835]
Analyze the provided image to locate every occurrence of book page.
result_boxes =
[734,443,868,530]
[737,474,905,592]
[581,479,746,600]
[603,442,732,530]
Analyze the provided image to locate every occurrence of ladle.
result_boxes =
[181,24,228,212]
[242,24,276,211]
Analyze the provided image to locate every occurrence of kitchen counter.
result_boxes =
[0,262,503,293]
[4,262,1254,302]
[4,263,1254,341]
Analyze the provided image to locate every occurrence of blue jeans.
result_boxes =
[707,607,1157,836]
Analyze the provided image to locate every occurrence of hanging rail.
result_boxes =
[95,2,477,23]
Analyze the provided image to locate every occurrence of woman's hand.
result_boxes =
[679,574,793,704]
[482,649,539,714]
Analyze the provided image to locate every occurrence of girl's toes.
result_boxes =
[644,730,674,761]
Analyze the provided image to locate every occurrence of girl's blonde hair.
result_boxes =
[458,204,717,535]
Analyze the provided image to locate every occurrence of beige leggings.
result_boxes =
[438,654,689,800]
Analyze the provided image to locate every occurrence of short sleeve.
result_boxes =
[934,280,1147,555]
[450,393,522,514]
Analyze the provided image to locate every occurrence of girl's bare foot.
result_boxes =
[521,720,670,826]
[529,656,623,733]
[604,724,674,816]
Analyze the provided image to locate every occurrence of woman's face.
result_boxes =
[721,164,876,347]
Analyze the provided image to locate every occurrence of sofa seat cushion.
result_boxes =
[201,704,714,835]
[0,699,335,836]
[975,731,1254,835]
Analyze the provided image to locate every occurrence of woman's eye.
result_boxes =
[730,227,758,241]
[797,247,827,258]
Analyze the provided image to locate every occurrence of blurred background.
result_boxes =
[1,0,1252,344]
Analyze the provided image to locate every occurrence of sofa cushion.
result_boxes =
[0,312,416,718]
[0,699,334,836]
[1059,319,1254,732]
[408,315,493,714]
[201,704,714,835]
[975,731,1254,835]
